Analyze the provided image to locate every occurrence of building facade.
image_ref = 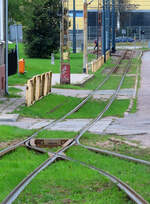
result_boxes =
[69,0,150,34]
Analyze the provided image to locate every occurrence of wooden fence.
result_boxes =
[106,50,110,61]
[91,55,104,73]
[26,72,52,107]
[87,50,110,73]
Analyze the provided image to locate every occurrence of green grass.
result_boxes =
[14,159,133,204]
[6,87,22,98]
[14,93,130,119]
[54,59,136,90]
[0,125,34,142]
[130,99,137,113]
[12,142,150,203]
[128,57,141,74]
[8,43,96,86]
[0,147,48,202]
[36,130,76,139]
[66,146,150,203]
[1,130,150,203]
[80,132,150,162]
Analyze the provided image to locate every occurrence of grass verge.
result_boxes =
[14,94,130,119]
[0,147,48,202]
[8,43,96,86]
[0,125,35,143]
[1,130,150,203]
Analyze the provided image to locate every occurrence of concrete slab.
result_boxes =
[0,114,19,122]
[52,88,134,99]
[46,118,113,133]
[52,73,94,86]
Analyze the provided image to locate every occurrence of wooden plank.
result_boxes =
[44,73,49,96]
[41,73,45,97]
[49,72,52,92]
[35,75,41,101]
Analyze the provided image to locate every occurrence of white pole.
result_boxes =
[15,24,19,74]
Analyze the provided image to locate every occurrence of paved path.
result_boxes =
[105,51,150,147]
[52,88,135,100]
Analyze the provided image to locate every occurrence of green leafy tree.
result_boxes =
[24,0,61,58]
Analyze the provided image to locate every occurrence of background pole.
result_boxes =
[102,0,106,61]
[83,0,88,73]
[112,0,116,52]
[73,0,76,53]
[5,0,8,94]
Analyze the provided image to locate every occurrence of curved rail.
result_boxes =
[2,51,149,204]
[0,50,127,158]
[3,142,148,204]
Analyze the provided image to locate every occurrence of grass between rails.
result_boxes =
[1,130,150,203]
[0,125,35,143]
[80,133,150,162]
[12,135,150,203]
[8,43,96,86]
[66,146,150,203]
[14,159,134,204]
[14,94,130,119]
[54,59,136,90]
[0,147,48,202]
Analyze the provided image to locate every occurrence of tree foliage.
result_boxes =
[24,0,62,58]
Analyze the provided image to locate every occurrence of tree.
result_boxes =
[24,0,62,58]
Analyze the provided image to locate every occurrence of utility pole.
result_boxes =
[5,0,8,94]
[73,0,76,53]
[102,0,106,62]
[83,0,88,73]
[106,0,110,51]
[112,0,116,53]
[96,0,100,59]
[60,0,71,84]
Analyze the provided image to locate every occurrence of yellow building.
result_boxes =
[69,0,150,30]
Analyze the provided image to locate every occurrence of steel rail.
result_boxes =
[3,51,148,204]
[11,143,149,204]
[0,50,127,158]
[78,143,150,166]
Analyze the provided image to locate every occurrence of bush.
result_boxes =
[24,0,61,58]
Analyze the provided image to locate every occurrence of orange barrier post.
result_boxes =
[19,59,25,74]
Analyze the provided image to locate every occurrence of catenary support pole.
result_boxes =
[73,0,76,53]
[102,0,106,62]
[83,0,88,73]
[5,0,8,94]
[107,0,110,50]
[112,0,116,52]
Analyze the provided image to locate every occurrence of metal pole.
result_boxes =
[108,0,110,50]
[96,1,99,59]
[102,0,106,62]
[83,0,88,73]
[15,24,19,74]
[5,0,8,94]
[112,0,116,53]
[73,0,76,53]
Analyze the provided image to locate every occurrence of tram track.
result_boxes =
[0,50,128,158]
[2,51,150,204]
